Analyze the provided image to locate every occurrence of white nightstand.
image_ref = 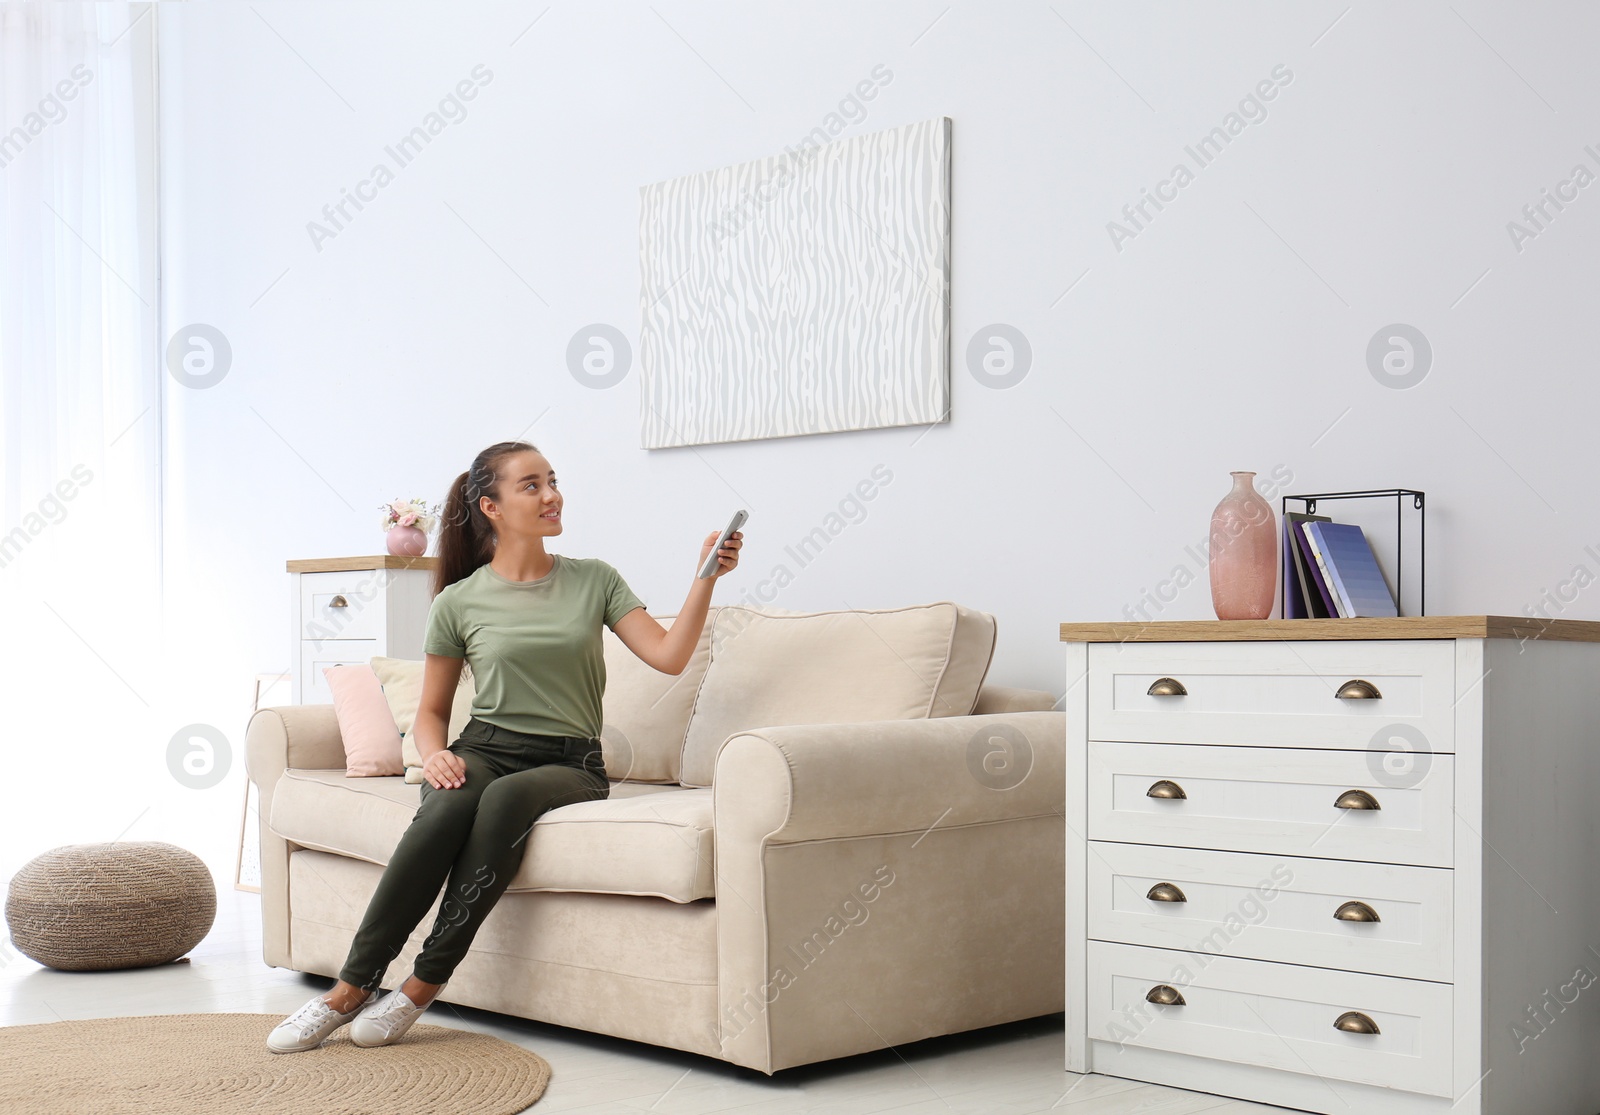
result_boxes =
[286,555,437,703]
[1060,616,1600,1115]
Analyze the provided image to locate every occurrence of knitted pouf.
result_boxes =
[4,842,216,971]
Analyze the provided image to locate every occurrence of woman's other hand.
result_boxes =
[699,529,743,579]
[423,749,466,790]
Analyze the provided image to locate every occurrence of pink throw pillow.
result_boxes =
[323,664,405,777]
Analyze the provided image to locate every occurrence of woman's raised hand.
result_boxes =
[699,529,743,579]
[423,750,466,790]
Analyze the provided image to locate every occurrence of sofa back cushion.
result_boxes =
[369,656,477,785]
[676,602,998,787]
[598,607,722,783]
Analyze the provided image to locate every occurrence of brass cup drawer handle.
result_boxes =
[1334,900,1381,922]
[328,594,349,608]
[1147,677,1187,697]
[1146,779,1187,800]
[1335,679,1382,700]
[1146,984,1186,1006]
[1147,882,1187,903]
[1334,789,1382,811]
[1334,1010,1380,1035]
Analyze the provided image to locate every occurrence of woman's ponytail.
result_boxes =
[432,440,537,597]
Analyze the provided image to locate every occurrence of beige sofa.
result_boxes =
[246,600,1065,1074]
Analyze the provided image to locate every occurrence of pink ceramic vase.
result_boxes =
[1208,471,1277,620]
[385,524,428,556]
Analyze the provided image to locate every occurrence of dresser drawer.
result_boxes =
[299,569,394,641]
[1087,940,1452,1098]
[1088,640,1455,751]
[299,638,379,703]
[1088,842,1453,981]
[1088,741,1454,868]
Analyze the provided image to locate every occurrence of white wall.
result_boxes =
[145,1,1600,873]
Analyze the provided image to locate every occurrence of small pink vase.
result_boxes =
[385,524,428,556]
[1208,471,1277,620]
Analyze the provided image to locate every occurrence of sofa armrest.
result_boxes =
[244,704,345,969]
[713,710,1063,845]
[246,703,346,778]
[711,711,1064,1073]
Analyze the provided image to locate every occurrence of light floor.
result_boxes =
[0,886,1305,1114]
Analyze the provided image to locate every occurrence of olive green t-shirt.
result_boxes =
[422,553,646,739]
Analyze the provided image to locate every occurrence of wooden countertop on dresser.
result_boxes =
[286,555,440,572]
[1059,615,1600,642]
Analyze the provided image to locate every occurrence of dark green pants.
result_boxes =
[339,716,609,990]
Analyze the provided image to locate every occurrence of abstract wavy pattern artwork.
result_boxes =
[639,116,951,449]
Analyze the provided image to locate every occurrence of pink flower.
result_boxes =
[399,512,418,526]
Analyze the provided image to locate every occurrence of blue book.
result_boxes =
[1300,521,1346,616]
[1282,516,1308,618]
[1284,512,1332,618]
[1304,521,1397,618]
[1296,522,1340,617]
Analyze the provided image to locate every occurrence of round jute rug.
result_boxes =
[0,1013,552,1114]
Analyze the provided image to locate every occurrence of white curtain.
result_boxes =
[0,4,163,865]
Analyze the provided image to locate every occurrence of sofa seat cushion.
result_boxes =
[267,771,714,903]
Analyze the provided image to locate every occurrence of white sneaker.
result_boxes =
[266,990,374,1054]
[348,982,447,1048]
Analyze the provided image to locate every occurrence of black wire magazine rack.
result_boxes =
[1279,489,1425,618]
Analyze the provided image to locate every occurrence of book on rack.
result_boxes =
[1295,517,1341,618]
[1302,520,1398,618]
[1282,512,1332,618]
[1299,521,1345,617]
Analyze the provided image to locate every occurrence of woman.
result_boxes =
[267,439,742,1053]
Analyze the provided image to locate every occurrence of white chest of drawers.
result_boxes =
[1060,616,1600,1115]
[287,555,437,704]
